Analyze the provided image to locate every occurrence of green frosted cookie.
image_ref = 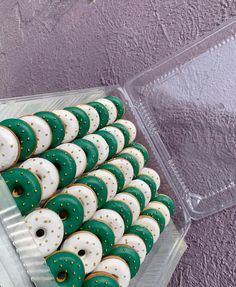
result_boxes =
[88,102,109,129]
[105,96,125,119]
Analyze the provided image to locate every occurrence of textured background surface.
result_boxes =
[0,0,236,286]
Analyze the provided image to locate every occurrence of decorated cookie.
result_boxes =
[64,107,90,138]
[88,101,109,129]
[104,200,132,232]
[126,179,152,207]
[44,193,84,236]
[73,139,98,172]
[114,193,140,223]
[146,201,170,226]
[139,167,160,191]
[141,208,165,233]
[57,143,87,177]
[25,209,64,257]
[118,234,146,263]
[83,134,109,165]
[105,96,125,119]
[99,163,125,193]
[84,272,119,287]
[95,98,118,124]
[93,209,125,243]
[111,123,130,147]
[63,184,97,222]
[41,149,76,189]
[136,175,157,199]
[108,158,134,186]
[95,256,130,287]
[116,153,139,177]
[115,119,136,144]
[135,216,160,243]
[81,219,115,256]
[110,245,140,278]
[35,111,65,148]
[101,126,125,153]
[21,115,52,155]
[0,126,20,171]
[127,225,153,254]
[95,130,118,159]
[128,143,149,164]
[1,118,37,161]
[20,158,59,201]
[52,110,79,143]
[75,176,107,208]
[61,231,102,274]
[2,168,42,215]
[122,187,146,211]
[89,169,118,201]
[77,104,100,133]
[46,251,85,287]
[121,147,145,172]
[152,194,175,216]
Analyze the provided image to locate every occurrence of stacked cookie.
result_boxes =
[0,95,175,287]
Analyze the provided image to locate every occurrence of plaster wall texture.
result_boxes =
[0,0,236,286]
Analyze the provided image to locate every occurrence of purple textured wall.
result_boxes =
[0,0,236,286]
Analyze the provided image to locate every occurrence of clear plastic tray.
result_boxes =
[1,19,236,287]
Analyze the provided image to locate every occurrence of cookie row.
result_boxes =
[0,96,124,172]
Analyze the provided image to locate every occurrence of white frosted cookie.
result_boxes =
[57,143,87,177]
[20,158,59,200]
[0,126,20,171]
[96,98,117,125]
[109,158,134,186]
[126,179,151,206]
[21,115,52,155]
[77,104,99,133]
[61,231,102,274]
[63,184,97,222]
[52,110,79,143]
[121,147,145,171]
[139,167,160,190]
[146,201,170,226]
[135,216,160,243]
[115,119,137,144]
[101,126,125,153]
[25,208,64,257]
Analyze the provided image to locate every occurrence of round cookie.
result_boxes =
[83,134,109,165]
[61,231,102,274]
[136,175,157,199]
[63,184,97,222]
[75,176,107,208]
[25,209,64,256]
[141,208,165,233]
[110,245,140,278]
[44,193,84,236]
[35,111,65,148]
[77,104,99,133]
[122,187,145,211]
[57,143,87,177]
[128,143,149,164]
[93,209,125,243]
[96,98,118,124]
[64,107,90,138]
[95,256,130,287]
[21,115,52,155]
[139,167,160,190]
[147,201,170,226]
[95,130,117,159]
[81,219,115,256]
[105,96,125,119]
[1,118,37,161]
[101,126,125,153]
[2,168,42,215]
[99,163,125,193]
[89,169,118,201]
[88,101,109,129]
[84,272,119,287]
[121,147,144,171]
[0,126,20,171]
[152,194,175,216]
[127,225,153,254]
[46,251,85,287]
[118,234,147,263]
[111,123,129,147]
[108,158,134,186]
[114,193,140,223]
[52,110,79,143]
[115,119,136,144]
[20,158,59,201]
[116,153,139,177]
[126,179,151,207]
[41,149,76,189]
[104,200,132,232]
[135,216,160,243]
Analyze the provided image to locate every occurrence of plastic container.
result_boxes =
[1,19,236,287]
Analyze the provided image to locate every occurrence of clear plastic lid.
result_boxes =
[124,20,236,220]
